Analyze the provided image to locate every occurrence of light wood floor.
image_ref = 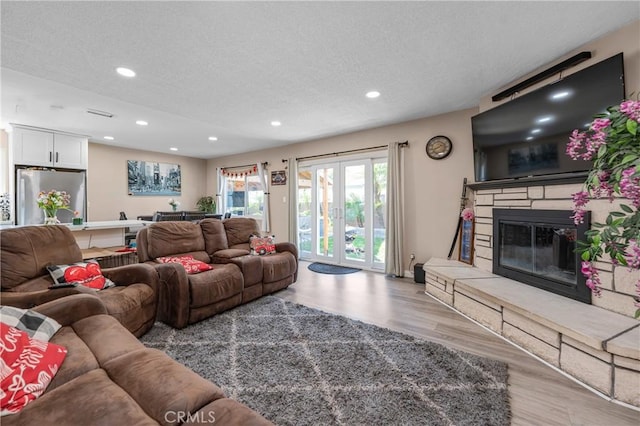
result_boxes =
[275,261,640,426]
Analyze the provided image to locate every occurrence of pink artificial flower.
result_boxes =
[620,100,640,122]
[625,240,640,270]
[581,261,602,297]
[583,129,607,160]
[461,207,474,221]
[571,191,590,225]
[620,167,640,208]
[566,130,585,160]
[567,118,611,161]
[593,170,614,201]
[590,118,611,132]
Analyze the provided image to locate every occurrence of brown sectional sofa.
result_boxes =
[0,225,158,337]
[136,218,298,329]
[2,294,272,426]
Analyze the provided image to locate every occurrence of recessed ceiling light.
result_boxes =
[136,120,148,126]
[103,136,114,140]
[116,67,136,77]
[366,91,380,98]
[271,121,281,127]
[531,128,541,134]
[526,136,534,141]
[208,136,218,141]
[170,147,178,151]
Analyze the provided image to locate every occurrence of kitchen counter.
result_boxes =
[0,220,152,248]
[65,220,152,231]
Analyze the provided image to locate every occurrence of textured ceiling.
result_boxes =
[1,2,639,159]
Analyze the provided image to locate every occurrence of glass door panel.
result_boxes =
[297,156,386,270]
[372,161,387,268]
[343,163,366,264]
[316,166,336,260]
[297,168,312,257]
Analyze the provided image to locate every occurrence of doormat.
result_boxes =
[141,296,511,425]
[308,262,361,274]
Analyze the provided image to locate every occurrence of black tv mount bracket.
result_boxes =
[492,51,592,102]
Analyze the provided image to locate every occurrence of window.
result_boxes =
[223,175,264,219]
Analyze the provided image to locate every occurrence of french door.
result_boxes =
[297,155,387,270]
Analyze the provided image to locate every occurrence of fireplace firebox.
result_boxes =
[492,209,591,303]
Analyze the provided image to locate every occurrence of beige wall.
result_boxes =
[87,143,207,221]
[206,109,477,265]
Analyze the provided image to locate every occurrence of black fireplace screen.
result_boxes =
[499,222,577,285]
[493,209,591,303]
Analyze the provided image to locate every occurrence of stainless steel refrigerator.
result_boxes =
[16,168,87,225]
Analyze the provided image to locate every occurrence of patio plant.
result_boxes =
[196,196,216,213]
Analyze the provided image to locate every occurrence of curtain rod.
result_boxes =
[221,161,269,169]
[289,141,408,162]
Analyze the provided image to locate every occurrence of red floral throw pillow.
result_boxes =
[156,255,214,274]
[46,261,115,290]
[0,322,67,416]
[249,235,276,256]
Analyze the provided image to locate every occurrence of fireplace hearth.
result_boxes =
[493,209,591,303]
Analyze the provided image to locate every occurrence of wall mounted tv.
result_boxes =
[472,53,625,182]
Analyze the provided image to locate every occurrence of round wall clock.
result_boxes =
[426,135,452,160]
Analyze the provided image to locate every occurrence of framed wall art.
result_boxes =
[271,170,287,186]
[127,160,181,196]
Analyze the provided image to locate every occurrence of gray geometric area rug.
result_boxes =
[141,296,510,425]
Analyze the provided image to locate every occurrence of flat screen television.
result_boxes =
[472,53,625,182]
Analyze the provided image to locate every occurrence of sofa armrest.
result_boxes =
[0,287,90,309]
[32,294,107,326]
[275,242,298,259]
[153,263,192,329]
[102,263,159,294]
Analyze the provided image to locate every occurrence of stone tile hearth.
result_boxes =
[423,258,640,408]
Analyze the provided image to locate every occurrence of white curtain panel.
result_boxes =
[287,158,298,246]
[385,142,405,277]
[216,168,224,215]
[257,162,271,233]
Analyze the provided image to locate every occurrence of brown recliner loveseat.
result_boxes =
[206,218,298,295]
[0,225,158,337]
[136,218,297,329]
[2,294,272,425]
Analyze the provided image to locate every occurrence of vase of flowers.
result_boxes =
[566,99,640,317]
[37,190,71,225]
[168,198,180,212]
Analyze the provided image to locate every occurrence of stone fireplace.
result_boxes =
[422,179,640,408]
[472,180,638,318]
[493,208,591,303]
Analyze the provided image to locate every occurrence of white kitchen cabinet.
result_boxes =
[12,127,87,169]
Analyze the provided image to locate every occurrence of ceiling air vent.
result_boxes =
[86,108,114,118]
